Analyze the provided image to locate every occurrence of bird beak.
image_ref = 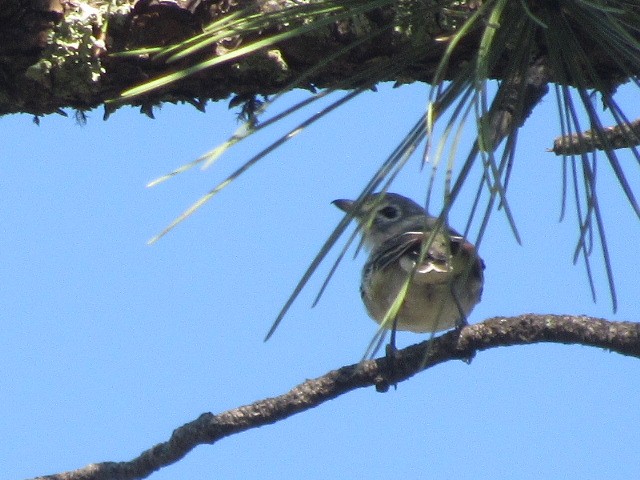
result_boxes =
[332,199,355,213]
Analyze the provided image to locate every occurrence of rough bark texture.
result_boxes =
[30,314,640,480]
[1,0,637,117]
[1,0,469,116]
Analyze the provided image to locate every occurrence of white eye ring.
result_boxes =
[377,205,401,221]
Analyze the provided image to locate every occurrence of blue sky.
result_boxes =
[2,82,639,480]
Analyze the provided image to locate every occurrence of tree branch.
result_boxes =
[5,0,638,116]
[31,313,639,480]
[551,118,640,155]
[482,56,550,151]
[1,0,468,115]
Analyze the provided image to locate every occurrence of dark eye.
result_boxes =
[378,205,400,220]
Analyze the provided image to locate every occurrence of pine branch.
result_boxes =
[31,314,640,480]
[551,118,640,155]
[482,56,551,151]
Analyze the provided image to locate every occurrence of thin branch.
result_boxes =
[551,118,640,155]
[32,314,639,480]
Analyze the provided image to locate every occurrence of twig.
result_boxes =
[551,118,640,155]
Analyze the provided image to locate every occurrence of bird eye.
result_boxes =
[377,205,400,220]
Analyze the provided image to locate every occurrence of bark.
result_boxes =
[552,119,640,155]
[1,0,637,117]
[30,314,640,480]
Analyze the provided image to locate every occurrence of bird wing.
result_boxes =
[371,231,451,274]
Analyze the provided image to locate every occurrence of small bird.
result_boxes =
[333,193,484,334]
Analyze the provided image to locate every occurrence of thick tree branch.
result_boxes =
[1,0,474,115]
[32,313,640,480]
[4,0,638,116]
